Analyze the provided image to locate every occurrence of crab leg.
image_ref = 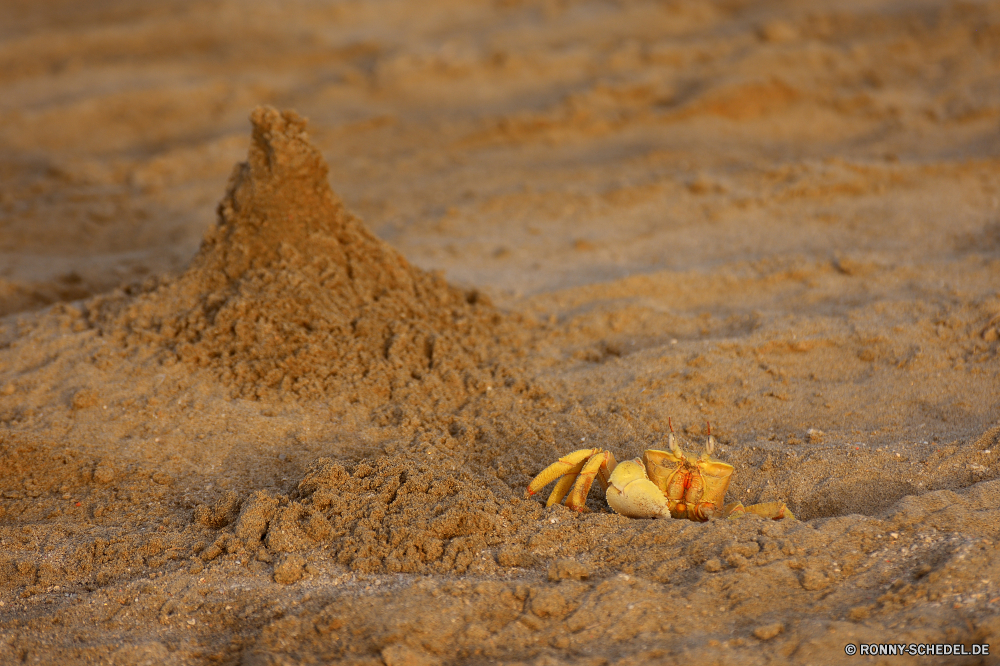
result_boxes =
[545,460,586,507]
[526,448,600,498]
[725,501,794,521]
[746,501,794,520]
[565,450,613,511]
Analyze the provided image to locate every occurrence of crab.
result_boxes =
[526,423,793,521]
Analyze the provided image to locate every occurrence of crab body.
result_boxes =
[527,430,792,521]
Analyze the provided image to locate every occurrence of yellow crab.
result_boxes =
[527,423,793,521]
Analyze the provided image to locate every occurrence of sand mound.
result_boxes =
[188,456,539,576]
[91,106,509,407]
[292,457,530,574]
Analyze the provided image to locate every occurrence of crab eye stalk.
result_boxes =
[700,421,716,459]
[668,432,681,457]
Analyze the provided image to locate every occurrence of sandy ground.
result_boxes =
[2,1,1000,664]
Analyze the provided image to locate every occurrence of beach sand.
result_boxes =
[1,1,999,663]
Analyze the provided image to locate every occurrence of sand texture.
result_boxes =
[1,1,1000,664]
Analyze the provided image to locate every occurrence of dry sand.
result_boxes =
[2,1,1000,664]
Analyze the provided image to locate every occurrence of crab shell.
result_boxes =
[606,449,734,521]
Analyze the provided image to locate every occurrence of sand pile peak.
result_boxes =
[93,106,511,407]
[195,107,413,293]
[203,107,338,277]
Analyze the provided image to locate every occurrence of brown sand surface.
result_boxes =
[2,1,1000,664]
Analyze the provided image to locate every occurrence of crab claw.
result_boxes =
[605,459,671,519]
